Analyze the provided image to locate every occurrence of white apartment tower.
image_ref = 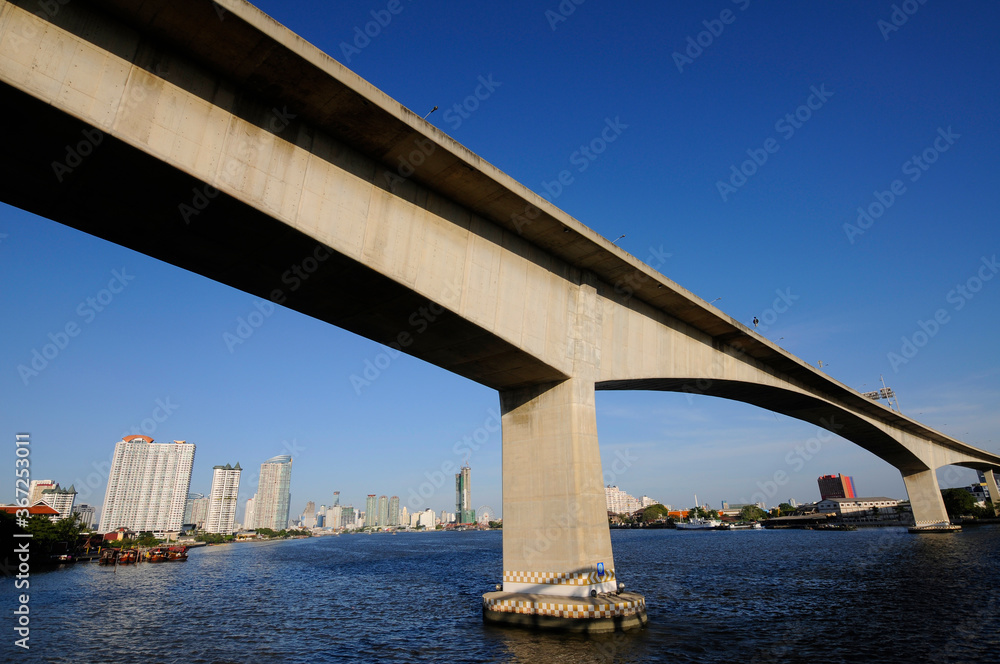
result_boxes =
[100,436,195,533]
[205,463,242,534]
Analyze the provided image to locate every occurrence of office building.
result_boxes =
[99,436,195,533]
[818,474,857,500]
[456,464,475,524]
[205,463,242,534]
[253,455,293,531]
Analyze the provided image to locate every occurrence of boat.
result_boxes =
[117,549,138,564]
[98,549,119,565]
[676,515,722,530]
[167,546,189,561]
[146,547,169,562]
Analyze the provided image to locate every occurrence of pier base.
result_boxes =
[482,591,647,633]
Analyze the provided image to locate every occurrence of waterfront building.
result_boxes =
[418,508,435,528]
[325,506,340,529]
[377,495,389,527]
[818,474,857,500]
[389,496,400,526]
[456,464,475,524]
[340,505,356,529]
[205,463,242,534]
[28,479,56,506]
[37,483,76,521]
[365,495,377,527]
[99,436,195,533]
[400,506,409,526]
[605,485,644,514]
[816,497,898,516]
[253,455,293,531]
[75,503,97,528]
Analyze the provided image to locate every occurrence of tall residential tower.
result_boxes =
[100,436,195,533]
[205,463,242,534]
[253,455,292,531]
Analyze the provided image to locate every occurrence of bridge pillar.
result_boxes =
[984,470,1000,515]
[482,378,646,632]
[902,468,955,531]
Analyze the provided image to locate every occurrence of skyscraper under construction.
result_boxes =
[456,463,475,524]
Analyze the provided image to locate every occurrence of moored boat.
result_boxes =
[146,547,169,562]
[167,546,189,561]
[676,515,722,530]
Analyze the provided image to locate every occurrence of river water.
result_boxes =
[11,526,1000,663]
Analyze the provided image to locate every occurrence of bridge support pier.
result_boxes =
[483,379,646,632]
[902,468,957,531]
[984,470,1000,516]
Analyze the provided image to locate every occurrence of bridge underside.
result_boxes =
[0,81,564,391]
[599,378,931,472]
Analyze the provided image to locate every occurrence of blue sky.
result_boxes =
[2,1,999,521]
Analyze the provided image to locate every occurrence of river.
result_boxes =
[12,526,1000,663]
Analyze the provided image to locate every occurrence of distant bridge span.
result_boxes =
[2,0,997,631]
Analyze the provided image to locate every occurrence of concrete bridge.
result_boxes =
[3,0,998,631]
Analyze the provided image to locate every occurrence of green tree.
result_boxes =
[740,505,767,521]
[941,488,976,517]
[641,504,669,522]
[23,513,84,555]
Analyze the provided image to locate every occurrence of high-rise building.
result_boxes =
[37,483,77,521]
[341,506,356,529]
[184,492,205,524]
[818,474,857,500]
[244,496,256,530]
[205,463,242,534]
[389,496,400,526]
[456,464,475,524]
[605,485,643,514]
[253,455,292,531]
[28,479,56,506]
[190,497,209,529]
[75,504,97,528]
[377,495,389,527]
[302,501,317,528]
[365,495,377,527]
[400,506,409,525]
[99,436,195,533]
[331,491,340,508]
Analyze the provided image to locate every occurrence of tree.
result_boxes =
[641,504,669,522]
[777,502,795,516]
[740,505,767,521]
[941,488,976,517]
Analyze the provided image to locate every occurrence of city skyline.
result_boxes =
[3,3,999,520]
